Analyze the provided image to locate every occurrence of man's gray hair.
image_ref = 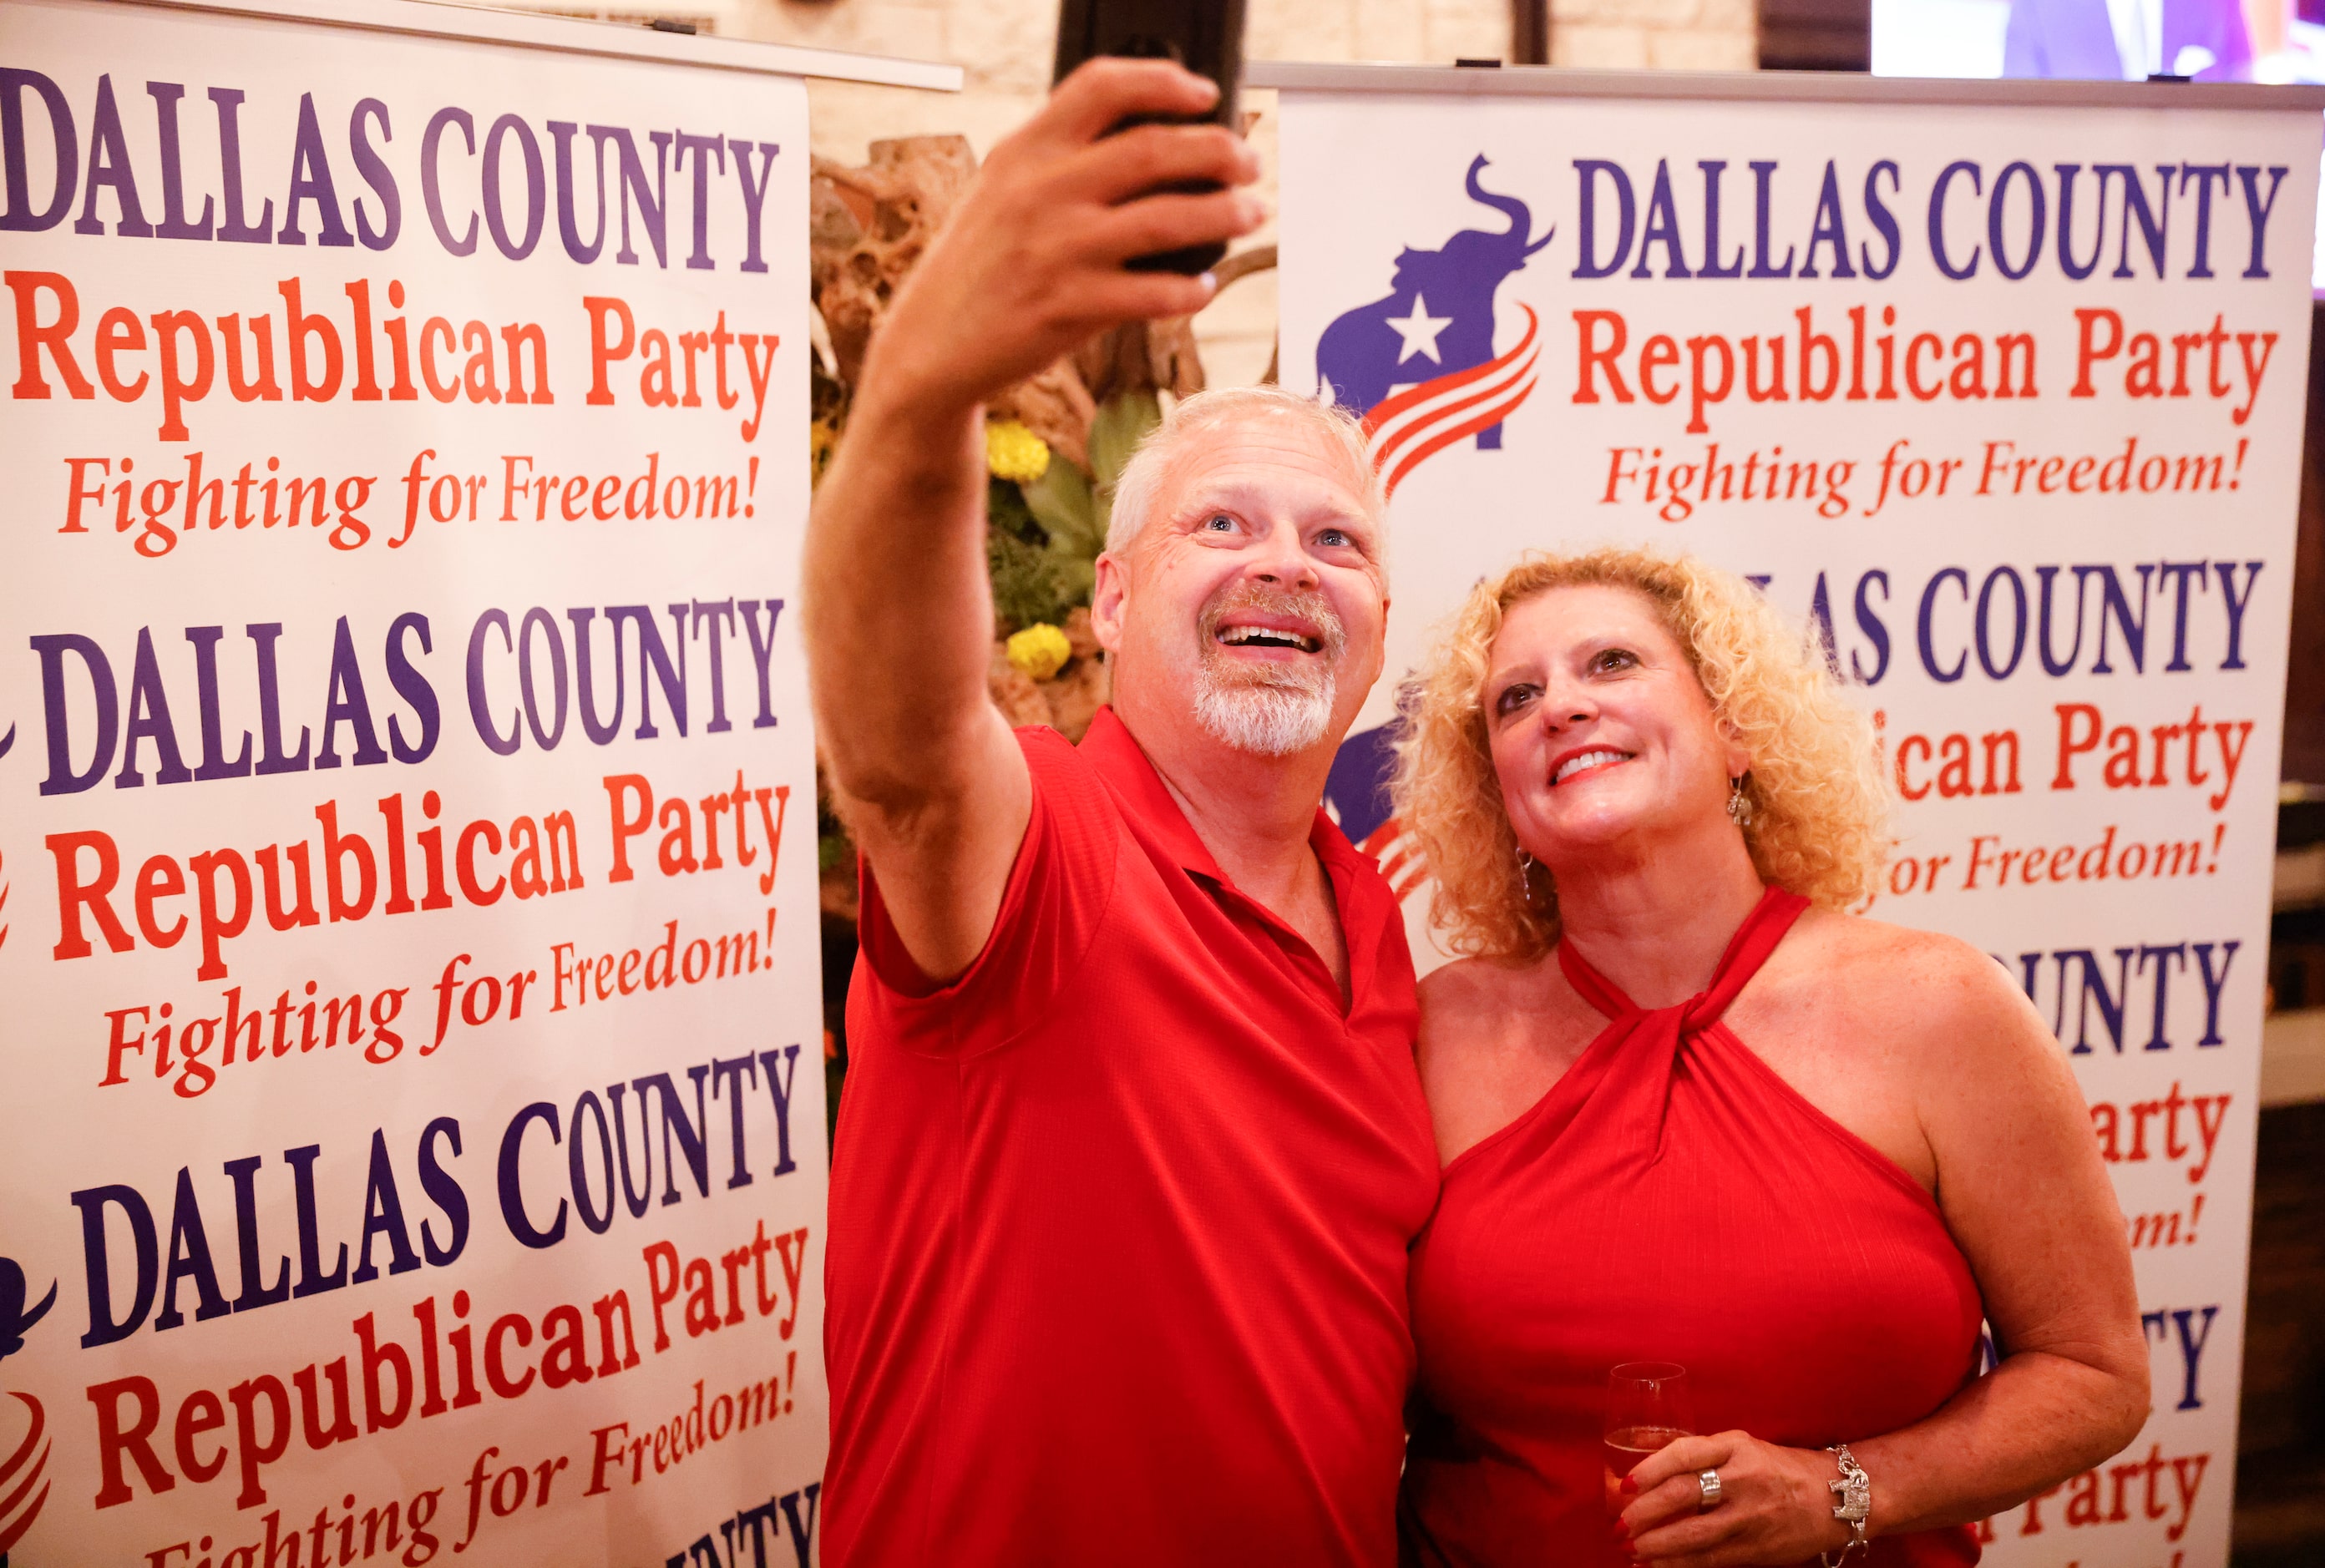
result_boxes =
[1104,385,1385,558]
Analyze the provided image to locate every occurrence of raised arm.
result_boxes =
[803,61,1261,981]
[1621,937,2149,1566]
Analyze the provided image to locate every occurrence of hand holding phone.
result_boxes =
[849,61,1259,417]
[1054,0,1249,275]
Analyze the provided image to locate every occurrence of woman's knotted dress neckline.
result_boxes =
[1551,884,1810,1166]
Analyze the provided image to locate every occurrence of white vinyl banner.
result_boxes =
[0,3,831,1562]
[1274,70,2321,1568]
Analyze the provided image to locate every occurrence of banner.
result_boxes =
[1269,66,2322,1568]
[0,1,895,1560]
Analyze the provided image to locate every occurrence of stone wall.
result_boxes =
[515,0,1755,383]
[752,0,1519,165]
[1550,0,1755,68]
[727,0,1497,386]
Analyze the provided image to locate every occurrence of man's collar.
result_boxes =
[1078,705,1368,887]
[1079,706,1226,879]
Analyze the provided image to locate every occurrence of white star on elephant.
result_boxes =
[1385,295,1454,365]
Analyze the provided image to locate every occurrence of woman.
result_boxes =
[1392,547,2148,1567]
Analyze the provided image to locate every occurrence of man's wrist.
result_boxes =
[843,361,987,459]
[850,310,1000,428]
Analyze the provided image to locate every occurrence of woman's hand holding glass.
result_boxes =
[1616,1431,1855,1566]
[1602,1363,1692,1520]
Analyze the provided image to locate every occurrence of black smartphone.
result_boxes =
[1053,0,1247,276]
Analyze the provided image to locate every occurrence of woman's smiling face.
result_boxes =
[1483,584,1749,865]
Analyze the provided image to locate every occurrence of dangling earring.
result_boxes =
[1726,776,1755,828]
[1515,843,1550,908]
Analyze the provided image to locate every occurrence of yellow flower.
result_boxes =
[1005,623,1072,681]
[985,419,1051,484]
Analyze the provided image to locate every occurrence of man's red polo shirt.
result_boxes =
[824,706,1438,1566]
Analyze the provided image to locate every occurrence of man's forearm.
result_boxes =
[793,58,1250,977]
[803,386,998,808]
[803,59,1251,818]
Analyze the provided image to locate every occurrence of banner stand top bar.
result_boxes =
[99,0,965,88]
[1247,60,2325,113]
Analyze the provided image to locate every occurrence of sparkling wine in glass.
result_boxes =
[1603,1362,1694,1515]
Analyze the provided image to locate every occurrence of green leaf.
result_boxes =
[1021,460,1102,557]
[1088,390,1161,491]
[1046,552,1095,608]
[988,474,1042,545]
[818,828,853,874]
[987,526,1069,632]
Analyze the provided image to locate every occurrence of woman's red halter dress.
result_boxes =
[1401,888,1985,1567]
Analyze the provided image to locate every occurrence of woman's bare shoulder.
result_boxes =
[1786,906,2008,980]
[1420,950,1579,1019]
[1417,953,1573,1059]
[1416,951,1598,1162]
[1419,955,1513,1014]
[1780,908,2052,1063]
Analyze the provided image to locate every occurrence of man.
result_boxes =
[804,58,1438,1567]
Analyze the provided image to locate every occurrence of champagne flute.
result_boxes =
[1603,1362,1694,1515]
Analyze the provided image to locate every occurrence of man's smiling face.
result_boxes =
[1093,409,1387,761]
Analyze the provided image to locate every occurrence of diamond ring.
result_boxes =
[1698,1469,1725,1510]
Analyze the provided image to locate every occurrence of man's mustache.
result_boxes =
[1196,584,1348,663]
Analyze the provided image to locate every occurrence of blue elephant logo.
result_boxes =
[1315,159,1552,883]
[0,1261,58,1560]
[1324,698,1426,902]
[0,1263,52,1367]
[0,1389,49,1559]
[1325,720,1399,850]
[1316,154,1553,482]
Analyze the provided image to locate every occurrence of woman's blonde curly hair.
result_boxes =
[1391,546,1890,964]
